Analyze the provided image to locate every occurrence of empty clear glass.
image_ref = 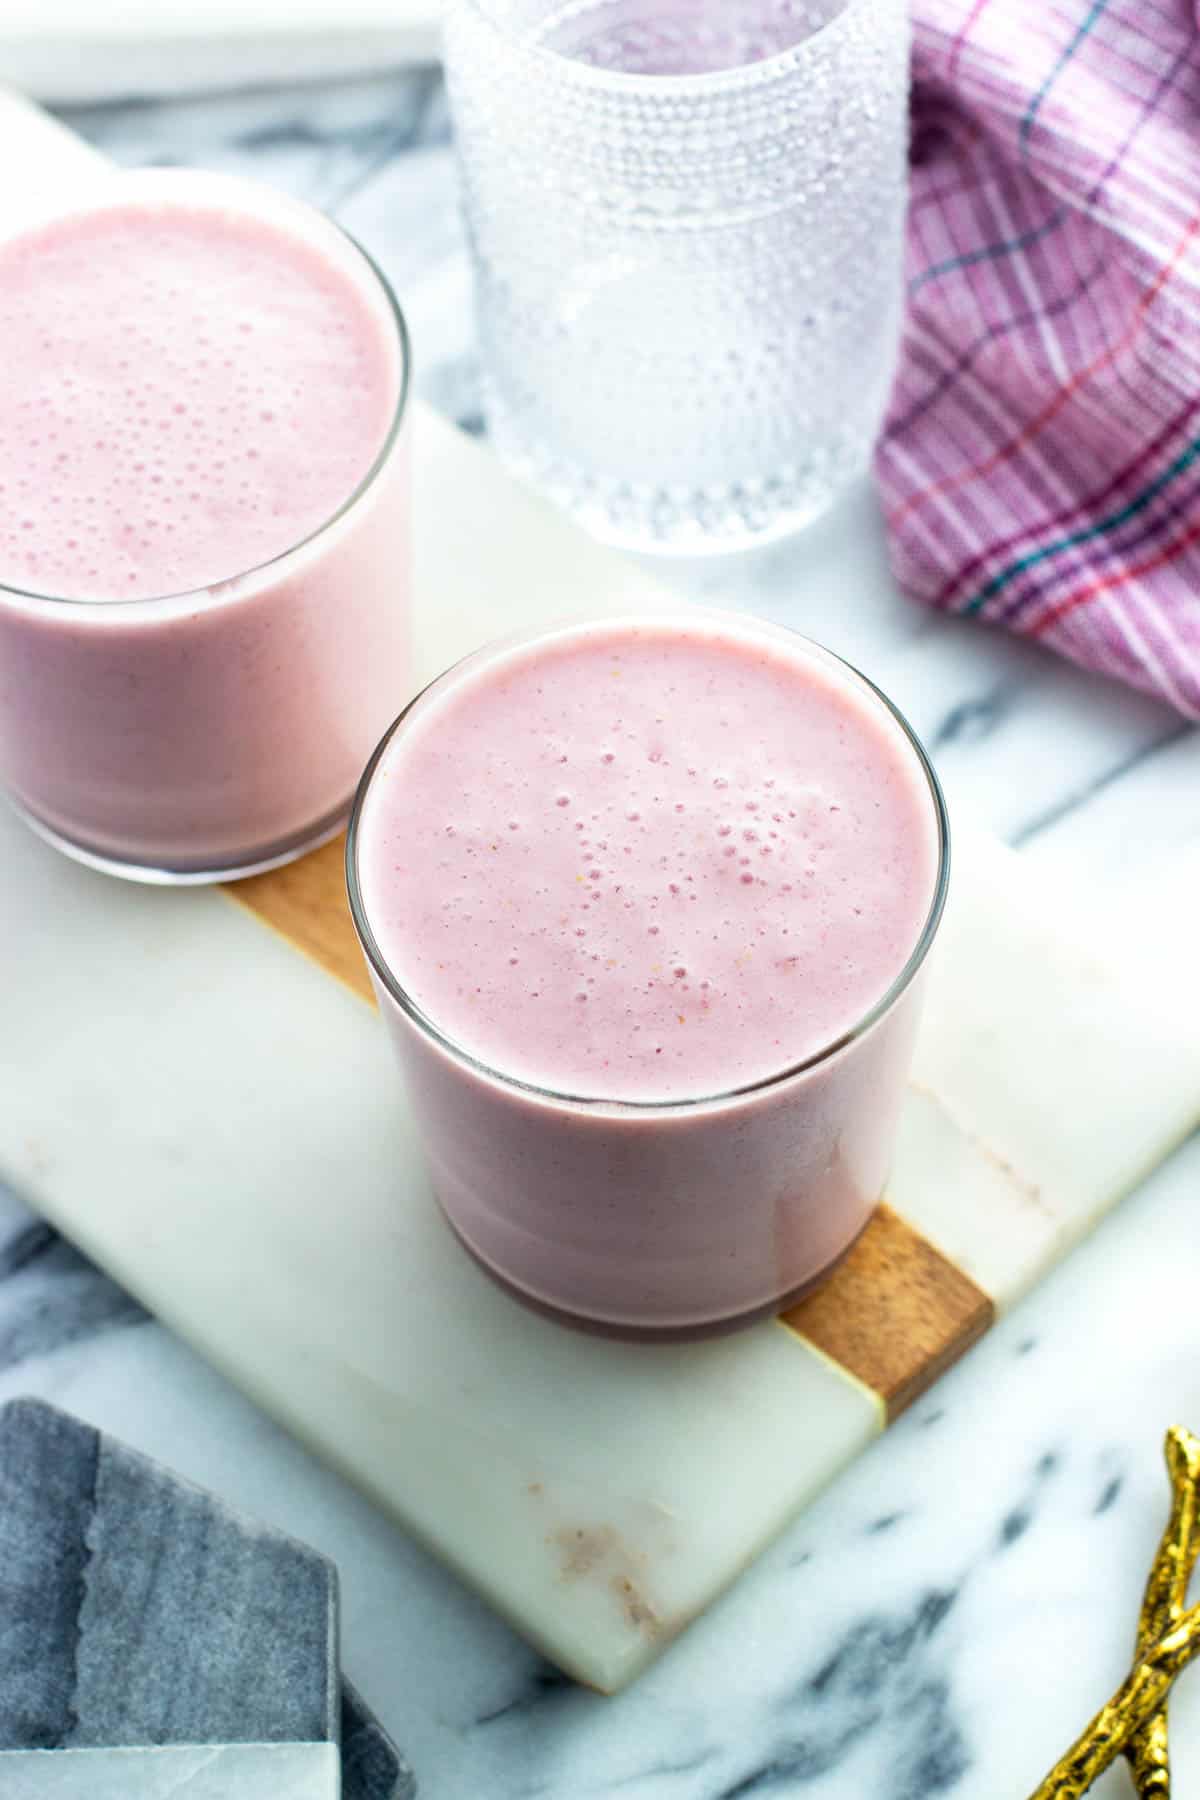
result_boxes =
[445,0,911,553]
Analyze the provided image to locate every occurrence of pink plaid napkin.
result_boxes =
[877,0,1200,718]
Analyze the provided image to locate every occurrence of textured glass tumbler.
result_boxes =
[445,0,911,553]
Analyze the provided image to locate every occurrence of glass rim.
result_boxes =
[453,0,870,98]
[346,609,951,1115]
[0,168,412,614]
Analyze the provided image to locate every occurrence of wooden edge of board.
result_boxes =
[781,1203,996,1421]
[224,832,375,1005]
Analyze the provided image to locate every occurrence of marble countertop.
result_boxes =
[3,66,1199,1800]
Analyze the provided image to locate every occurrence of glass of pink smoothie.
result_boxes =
[0,170,410,882]
[348,610,949,1339]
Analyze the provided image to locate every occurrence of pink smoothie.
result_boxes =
[352,614,946,1336]
[0,171,409,876]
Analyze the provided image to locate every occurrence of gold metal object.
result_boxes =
[1029,1428,1200,1798]
[1127,1427,1200,1796]
[1027,1600,1200,1799]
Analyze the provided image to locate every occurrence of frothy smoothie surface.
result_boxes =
[358,621,940,1102]
[0,200,398,601]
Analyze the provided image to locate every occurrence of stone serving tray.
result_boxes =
[0,1396,414,1799]
[2,92,1198,1695]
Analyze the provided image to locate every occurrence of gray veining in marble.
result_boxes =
[0,1186,148,1369]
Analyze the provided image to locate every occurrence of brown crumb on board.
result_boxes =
[553,1524,618,1579]
[549,1524,663,1639]
[612,1575,660,1636]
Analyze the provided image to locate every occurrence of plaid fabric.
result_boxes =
[877,0,1200,718]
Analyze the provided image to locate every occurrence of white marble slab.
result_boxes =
[0,1744,340,1798]
[2,4,441,104]
[2,67,1200,1800]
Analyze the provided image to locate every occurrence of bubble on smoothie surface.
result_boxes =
[0,202,397,600]
[357,623,938,1104]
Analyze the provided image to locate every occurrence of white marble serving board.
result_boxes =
[2,92,1198,1698]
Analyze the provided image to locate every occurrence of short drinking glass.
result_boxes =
[445,0,911,552]
[347,610,948,1339]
